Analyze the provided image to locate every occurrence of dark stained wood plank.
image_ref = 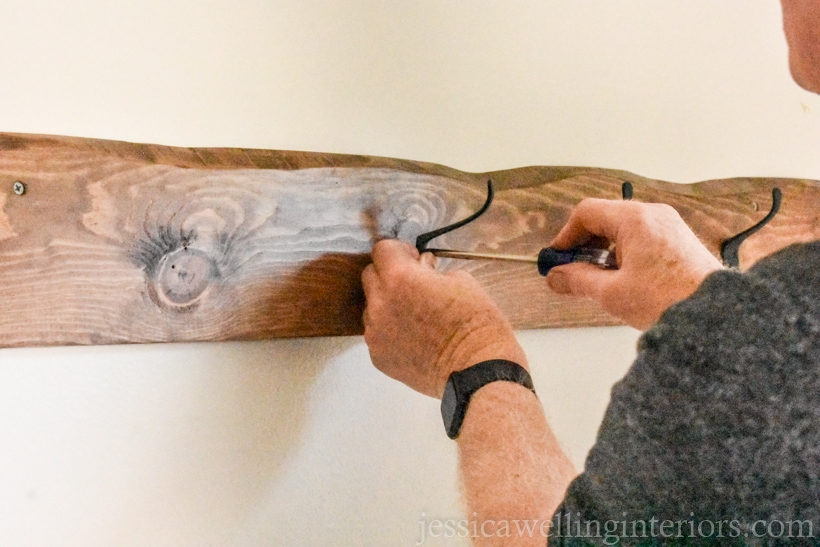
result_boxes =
[0,132,818,348]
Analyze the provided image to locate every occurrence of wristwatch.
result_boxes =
[440,359,536,439]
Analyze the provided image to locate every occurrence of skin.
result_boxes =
[546,200,723,331]
[362,242,575,546]
[362,241,526,399]
[361,3,820,545]
[781,0,820,93]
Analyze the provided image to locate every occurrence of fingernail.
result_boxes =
[547,271,569,294]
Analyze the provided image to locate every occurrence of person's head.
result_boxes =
[780,0,820,92]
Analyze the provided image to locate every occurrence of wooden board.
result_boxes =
[0,132,818,348]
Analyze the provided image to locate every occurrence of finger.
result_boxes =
[546,262,617,302]
[370,239,420,274]
[418,251,438,269]
[550,199,635,249]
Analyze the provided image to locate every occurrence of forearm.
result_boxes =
[360,240,577,544]
[458,378,576,546]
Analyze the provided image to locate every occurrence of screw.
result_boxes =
[12,181,26,195]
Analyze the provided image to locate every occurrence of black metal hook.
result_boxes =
[415,180,494,253]
[622,182,633,201]
[720,187,782,268]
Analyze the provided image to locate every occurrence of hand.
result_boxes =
[361,240,526,399]
[546,199,723,330]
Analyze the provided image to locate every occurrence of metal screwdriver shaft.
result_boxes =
[425,247,617,275]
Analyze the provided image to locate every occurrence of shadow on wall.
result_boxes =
[109,336,359,545]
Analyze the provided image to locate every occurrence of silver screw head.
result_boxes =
[12,181,26,195]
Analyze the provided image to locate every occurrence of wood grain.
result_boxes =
[0,132,818,348]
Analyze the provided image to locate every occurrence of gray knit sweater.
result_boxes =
[549,241,820,547]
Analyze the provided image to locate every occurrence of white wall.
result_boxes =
[0,2,817,546]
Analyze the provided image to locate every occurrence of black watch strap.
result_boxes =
[441,359,536,439]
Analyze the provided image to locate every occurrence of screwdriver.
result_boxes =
[422,247,618,276]
[414,179,619,275]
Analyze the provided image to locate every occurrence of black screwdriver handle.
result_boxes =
[537,247,618,276]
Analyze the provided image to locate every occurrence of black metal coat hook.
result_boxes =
[416,179,494,253]
[720,188,782,268]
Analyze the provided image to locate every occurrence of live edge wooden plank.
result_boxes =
[0,133,818,348]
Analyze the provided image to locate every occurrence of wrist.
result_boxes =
[458,380,540,439]
[434,326,527,398]
[441,359,536,439]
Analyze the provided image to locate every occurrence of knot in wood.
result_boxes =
[155,247,214,307]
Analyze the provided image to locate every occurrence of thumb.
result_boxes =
[546,262,615,301]
[418,251,438,270]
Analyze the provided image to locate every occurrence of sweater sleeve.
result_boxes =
[548,241,820,546]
